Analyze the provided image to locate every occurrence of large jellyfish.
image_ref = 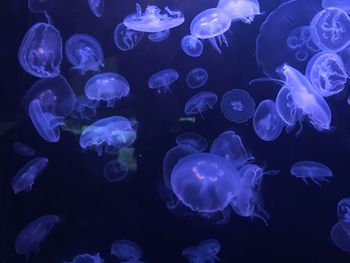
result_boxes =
[28,0,55,13]
[13,142,36,157]
[337,197,350,235]
[110,240,144,262]
[103,159,129,183]
[331,222,350,252]
[65,253,104,263]
[217,0,261,23]
[184,91,218,117]
[176,132,208,152]
[322,0,350,13]
[88,0,104,18]
[182,239,221,263]
[181,35,203,57]
[148,69,179,93]
[114,23,144,51]
[290,160,333,186]
[186,68,208,89]
[148,29,170,42]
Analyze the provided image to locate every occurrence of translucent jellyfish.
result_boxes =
[84,72,130,107]
[186,68,208,89]
[110,240,143,262]
[123,4,185,33]
[88,0,104,17]
[253,99,284,141]
[176,132,208,152]
[15,215,59,254]
[184,91,218,117]
[79,116,136,156]
[310,7,350,52]
[18,21,62,78]
[103,159,129,183]
[65,253,104,263]
[330,222,350,252]
[182,239,221,263]
[337,198,350,235]
[171,152,241,213]
[13,142,36,157]
[148,69,179,93]
[220,89,255,123]
[290,160,333,186]
[181,35,203,57]
[71,96,99,120]
[190,8,231,53]
[65,34,104,75]
[113,23,144,51]
[217,0,261,23]
[28,0,55,13]
[323,0,350,14]
[148,29,170,42]
[305,51,348,97]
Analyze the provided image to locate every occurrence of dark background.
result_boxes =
[1,0,350,262]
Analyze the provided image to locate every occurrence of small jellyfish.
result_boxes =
[123,4,185,33]
[103,159,129,183]
[290,160,333,186]
[217,0,261,23]
[88,0,104,17]
[182,239,221,263]
[253,99,284,141]
[220,89,256,123]
[65,253,104,263]
[148,69,179,93]
[176,132,208,152]
[13,142,36,157]
[84,72,130,107]
[71,96,99,120]
[65,34,104,75]
[15,215,59,255]
[148,29,170,42]
[181,35,203,57]
[110,240,143,262]
[330,222,350,252]
[186,68,208,89]
[322,0,350,14]
[28,0,55,13]
[114,23,144,51]
[337,198,350,235]
[184,91,218,117]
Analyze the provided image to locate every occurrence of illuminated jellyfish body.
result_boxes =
[71,96,99,120]
[79,116,136,156]
[88,0,104,18]
[253,99,284,141]
[256,0,322,78]
[310,7,350,53]
[184,91,218,117]
[182,239,221,263]
[15,215,59,254]
[181,35,203,57]
[190,8,231,54]
[148,69,179,93]
[114,23,144,51]
[337,198,350,235]
[13,142,36,157]
[217,0,261,24]
[110,240,143,262]
[65,253,104,263]
[305,51,348,97]
[103,159,129,183]
[84,72,130,107]
[123,4,185,33]
[220,89,256,123]
[28,0,55,13]
[186,68,208,89]
[65,34,104,75]
[176,132,208,152]
[290,160,333,186]
[18,21,62,78]
[331,222,350,252]
[323,0,350,13]
[148,29,170,42]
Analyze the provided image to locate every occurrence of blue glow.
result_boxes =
[186,68,208,89]
[290,160,333,186]
[182,239,221,263]
[181,35,203,57]
[110,240,143,262]
[103,160,129,183]
[217,0,261,24]
[13,142,36,157]
[88,0,104,17]
[114,23,144,51]
[148,29,170,42]
[184,91,218,116]
[65,253,104,263]
[148,69,179,93]
[176,132,208,152]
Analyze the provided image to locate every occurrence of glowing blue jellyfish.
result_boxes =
[148,69,179,93]
[184,91,218,117]
[190,8,231,53]
[217,0,261,23]
[110,240,143,262]
[182,239,221,263]
[337,198,350,235]
[84,72,130,107]
[186,68,208,89]
[79,116,136,156]
[65,34,104,75]
[18,21,62,78]
[310,7,350,52]
[28,0,55,13]
[181,35,203,57]
[71,96,99,120]
[306,51,348,97]
[114,23,144,51]
[65,253,104,263]
[171,152,241,213]
[88,0,104,18]
[148,29,170,42]
[176,132,208,152]
[220,89,255,123]
[103,159,128,183]
[290,160,333,186]
[15,215,59,254]
[123,4,185,33]
[253,99,284,141]
[13,142,36,157]
[323,0,350,13]
[331,222,350,252]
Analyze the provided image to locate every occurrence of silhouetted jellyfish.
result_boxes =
[84,72,130,107]
[65,34,104,75]
[176,132,208,152]
[184,91,218,117]
[65,253,104,263]
[13,142,36,157]
[79,116,136,156]
[71,96,99,120]
[186,68,208,89]
[28,0,55,13]
[148,29,170,42]
[323,0,350,13]
[123,4,185,33]
[220,89,255,123]
[181,35,203,57]
[190,8,231,53]
[182,239,221,263]
[88,0,104,17]
[114,23,144,51]
[331,222,350,252]
[253,99,284,141]
[217,0,261,23]
[103,159,129,183]
[337,198,350,235]
[148,69,179,93]
[15,214,59,254]
[110,240,143,262]
[290,160,333,186]
[305,51,348,97]
[310,7,350,53]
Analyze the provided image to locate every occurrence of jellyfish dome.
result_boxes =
[217,0,261,24]
[290,160,333,186]
[175,132,208,152]
[181,35,203,57]
[103,159,129,183]
[148,29,170,42]
[114,23,144,51]
[28,0,55,13]
[331,222,350,252]
[322,0,350,14]
[184,91,218,117]
[13,142,36,157]
[186,68,208,89]
[337,198,350,235]
[88,0,104,18]
[110,240,143,261]
[71,96,99,120]
[148,69,179,93]
[65,253,104,263]
[123,4,185,33]
[182,239,221,263]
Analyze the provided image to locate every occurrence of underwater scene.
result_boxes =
[2,0,350,262]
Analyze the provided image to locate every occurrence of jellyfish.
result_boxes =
[88,0,104,17]
[176,132,208,152]
[148,69,179,93]
[84,72,130,107]
[114,23,144,51]
[181,35,203,57]
[71,96,99,120]
[217,0,261,24]
[339,46,350,76]
[13,142,36,157]
[28,0,55,13]
[65,253,104,263]
[182,239,221,263]
[65,34,104,74]
[110,240,143,262]
[123,4,185,33]
[103,159,129,183]
[330,222,350,252]
[148,29,170,42]
[337,198,350,235]
[253,99,284,141]
[305,51,348,97]
[15,215,59,254]
[190,8,231,53]
[184,91,218,117]
[220,89,255,123]
[186,68,208,89]
[290,160,333,186]
[323,0,350,14]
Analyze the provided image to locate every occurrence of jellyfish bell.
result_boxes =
[103,159,129,183]
[290,160,333,186]
[175,132,208,152]
[114,23,144,51]
[181,35,203,57]
[110,240,143,261]
[71,96,99,120]
[322,0,350,14]
[184,91,218,117]
[331,222,350,252]
[13,142,36,157]
[65,253,104,263]
[148,69,179,93]
[182,239,221,263]
[148,29,170,42]
[186,68,208,89]
[88,0,104,17]
[217,0,262,24]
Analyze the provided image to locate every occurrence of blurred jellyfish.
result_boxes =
[184,91,218,117]
[88,0,104,17]
[181,35,203,57]
[182,239,221,263]
[117,147,138,172]
[290,160,333,186]
[148,29,170,42]
[13,142,36,157]
[71,96,99,120]
[114,23,144,51]
[65,253,104,263]
[103,159,129,183]
[28,0,55,13]
[331,222,350,252]
[110,240,143,262]
[176,132,208,152]
[323,0,350,13]
[337,198,350,235]
[65,34,104,75]
[186,68,208,89]
[148,69,179,93]
[217,0,261,23]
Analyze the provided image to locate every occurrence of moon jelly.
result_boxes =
[217,0,261,24]
[88,0,104,18]
[337,198,350,235]
[72,96,99,120]
[182,239,221,263]
[290,160,333,186]
[28,0,55,13]
[110,240,143,261]
[148,29,170,42]
[13,142,36,157]
[184,91,218,117]
[148,69,179,93]
[103,159,129,183]
[181,35,203,57]
[331,222,350,252]
[66,253,104,263]
[176,132,208,152]
[323,0,350,13]
[186,68,208,89]
[114,23,144,51]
